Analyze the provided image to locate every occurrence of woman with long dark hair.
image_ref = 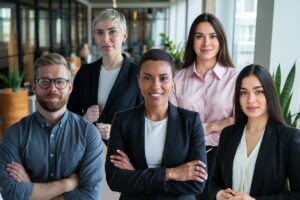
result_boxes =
[209,64,300,200]
[170,13,239,199]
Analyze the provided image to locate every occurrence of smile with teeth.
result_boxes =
[149,93,163,97]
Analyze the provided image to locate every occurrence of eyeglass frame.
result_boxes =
[35,78,70,89]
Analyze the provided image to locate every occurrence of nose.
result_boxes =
[151,78,161,89]
[48,81,57,91]
[103,32,110,42]
[204,37,210,46]
[247,92,255,103]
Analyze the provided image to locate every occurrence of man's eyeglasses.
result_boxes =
[36,78,69,89]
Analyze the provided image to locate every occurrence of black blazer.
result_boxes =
[67,55,143,142]
[209,120,300,200]
[105,103,207,200]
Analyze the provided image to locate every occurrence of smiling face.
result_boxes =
[239,75,268,121]
[138,60,174,110]
[32,64,72,112]
[193,22,220,63]
[93,19,127,58]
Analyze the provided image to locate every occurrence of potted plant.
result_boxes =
[0,69,29,137]
[273,62,300,127]
[160,33,184,70]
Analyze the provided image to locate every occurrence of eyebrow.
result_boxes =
[95,27,118,32]
[143,73,169,76]
[194,32,217,35]
[240,86,263,90]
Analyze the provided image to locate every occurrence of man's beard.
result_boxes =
[36,93,69,112]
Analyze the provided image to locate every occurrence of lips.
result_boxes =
[102,45,112,51]
[44,93,61,99]
[149,93,163,97]
[247,106,258,112]
[201,49,211,53]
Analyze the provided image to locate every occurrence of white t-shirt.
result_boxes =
[98,66,121,109]
[232,127,264,194]
[144,117,168,168]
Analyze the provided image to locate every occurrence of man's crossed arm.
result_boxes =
[6,161,79,200]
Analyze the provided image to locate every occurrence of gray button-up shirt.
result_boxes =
[0,110,103,199]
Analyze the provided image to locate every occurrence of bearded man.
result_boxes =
[0,53,103,200]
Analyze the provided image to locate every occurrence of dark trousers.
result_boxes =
[196,146,217,200]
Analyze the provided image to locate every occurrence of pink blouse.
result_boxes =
[169,63,239,146]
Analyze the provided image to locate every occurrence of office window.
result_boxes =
[61,0,70,56]
[21,6,35,82]
[0,2,18,75]
[70,1,77,53]
[232,0,257,68]
[39,9,50,51]
[20,0,34,5]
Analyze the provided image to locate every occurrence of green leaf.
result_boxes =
[0,68,23,92]
[292,112,300,127]
[280,63,295,114]
[286,111,292,125]
[283,94,292,121]
[274,64,281,97]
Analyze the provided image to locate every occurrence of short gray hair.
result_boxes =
[33,53,71,80]
[92,9,127,33]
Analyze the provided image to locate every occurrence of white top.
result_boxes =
[98,66,121,109]
[144,117,168,168]
[232,127,264,194]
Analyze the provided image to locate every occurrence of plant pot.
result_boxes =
[0,88,29,138]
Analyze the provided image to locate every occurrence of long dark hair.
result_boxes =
[183,13,234,68]
[234,64,285,124]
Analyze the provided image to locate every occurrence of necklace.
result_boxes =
[246,125,265,135]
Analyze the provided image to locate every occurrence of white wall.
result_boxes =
[255,0,300,127]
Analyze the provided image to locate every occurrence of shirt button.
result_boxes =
[50,154,54,157]
[50,173,54,177]
[50,134,54,138]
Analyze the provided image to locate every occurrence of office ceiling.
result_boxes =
[89,0,169,2]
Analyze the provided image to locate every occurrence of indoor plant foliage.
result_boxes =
[0,69,28,137]
[160,33,184,70]
[273,62,300,127]
[0,69,24,92]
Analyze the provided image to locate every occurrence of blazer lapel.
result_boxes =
[226,124,244,187]
[250,122,276,196]
[161,103,180,167]
[131,104,148,169]
[91,59,102,105]
[103,55,130,111]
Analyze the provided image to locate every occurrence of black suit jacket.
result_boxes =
[105,103,207,200]
[209,120,300,200]
[67,55,143,143]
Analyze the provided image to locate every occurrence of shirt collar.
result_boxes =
[35,110,69,128]
[212,63,227,80]
[188,62,227,80]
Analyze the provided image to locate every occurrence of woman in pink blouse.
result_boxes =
[169,13,239,200]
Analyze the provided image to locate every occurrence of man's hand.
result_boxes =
[6,161,31,182]
[165,160,207,182]
[216,188,236,200]
[110,149,135,170]
[84,105,101,123]
[96,123,111,140]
